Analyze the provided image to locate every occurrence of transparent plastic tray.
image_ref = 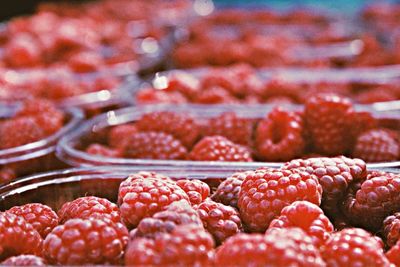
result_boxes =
[56,104,400,170]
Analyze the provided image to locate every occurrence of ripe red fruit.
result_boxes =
[194,86,238,104]
[125,225,215,266]
[189,136,253,162]
[383,212,400,248]
[1,255,46,266]
[68,51,103,73]
[269,201,334,247]
[7,203,58,238]
[86,143,121,158]
[212,171,250,208]
[118,176,189,228]
[197,199,243,244]
[203,112,255,146]
[352,129,400,162]
[255,108,305,161]
[176,179,210,205]
[108,124,137,148]
[135,111,200,149]
[305,94,353,155]
[342,173,400,231]
[386,240,400,266]
[0,117,45,149]
[123,131,188,160]
[238,168,322,232]
[282,156,367,217]
[136,88,188,105]
[43,218,128,265]
[164,72,200,99]
[346,111,377,144]
[321,228,389,267]
[216,228,325,267]
[58,196,121,224]
[0,212,43,261]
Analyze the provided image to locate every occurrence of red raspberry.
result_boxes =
[0,167,17,185]
[255,108,305,161]
[202,112,255,146]
[86,143,121,158]
[305,94,353,155]
[346,111,377,144]
[136,88,188,105]
[1,255,46,266]
[176,179,210,205]
[261,78,301,103]
[0,212,43,261]
[197,199,243,244]
[189,136,253,162]
[108,124,137,148]
[342,173,400,231]
[164,72,200,99]
[0,117,45,149]
[194,86,238,104]
[123,131,188,160]
[383,212,400,248]
[16,99,61,117]
[269,201,334,247]
[211,171,250,208]
[118,176,189,228]
[4,34,41,68]
[282,156,367,217]
[238,168,322,232]
[43,218,128,265]
[125,225,214,266]
[32,111,64,136]
[134,200,202,238]
[68,51,103,73]
[216,228,325,266]
[352,129,400,162]
[321,228,389,267]
[387,241,400,266]
[201,70,236,94]
[7,203,58,238]
[135,111,200,149]
[58,196,121,224]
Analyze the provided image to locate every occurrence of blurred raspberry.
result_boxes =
[238,168,322,232]
[216,228,324,266]
[108,124,137,148]
[0,167,17,185]
[211,171,250,208]
[269,201,334,247]
[125,225,215,266]
[176,179,210,205]
[194,86,238,104]
[1,255,46,266]
[0,117,45,149]
[44,218,128,265]
[346,111,377,144]
[383,212,400,248]
[189,136,253,162]
[86,143,121,158]
[123,131,188,160]
[261,78,301,102]
[4,34,42,68]
[136,88,188,105]
[7,203,58,238]
[164,72,200,99]
[68,51,103,73]
[387,240,400,266]
[255,108,305,161]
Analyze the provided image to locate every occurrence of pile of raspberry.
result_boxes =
[0,99,65,183]
[137,64,400,105]
[86,93,400,164]
[1,158,400,266]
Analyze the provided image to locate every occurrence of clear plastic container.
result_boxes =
[56,104,400,170]
[0,105,84,183]
[0,166,236,211]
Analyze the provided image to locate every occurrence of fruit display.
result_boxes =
[0,99,83,184]
[0,163,399,265]
[57,99,400,168]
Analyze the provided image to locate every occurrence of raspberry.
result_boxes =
[136,88,188,105]
[238,168,322,232]
[68,51,103,73]
[0,212,43,261]
[321,228,389,267]
[282,156,367,217]
[176,179,210,205]
[202,112,254,146]
[383,212,400,248]
[58,196,121,224]
[123,131,188,160]
[211,171,250,208]
[305,94,353,155]
[201,70,236,94]
[342,173,400,231]
[352,129,400,162]
[262,78,301,103]
[108,124,137,148]
[165,72,200,99]
[0,167,17,185]
[43,218,128,265]
[32,111,64,136]
[189,136,253,162]
[0,117,45,149]
[197,199,243,244]
[387,241,400,266]
[16,99,61,117]
[216,228,324,266]
[86,143,121,158]
[7,203,58,238]
[4,34,41,68]
[135,111,200,149]
[194,86,237,104]
[1,255,46,266]
[118,176,189,228]
[125,225,214,266]
[134,200,202,238]
[346,111,377,144]
[269,201,334,247]
[255,108,305,161]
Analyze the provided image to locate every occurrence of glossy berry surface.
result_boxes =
[176,179,210,205]
[212,171,250,208]
[1,255,46,266]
